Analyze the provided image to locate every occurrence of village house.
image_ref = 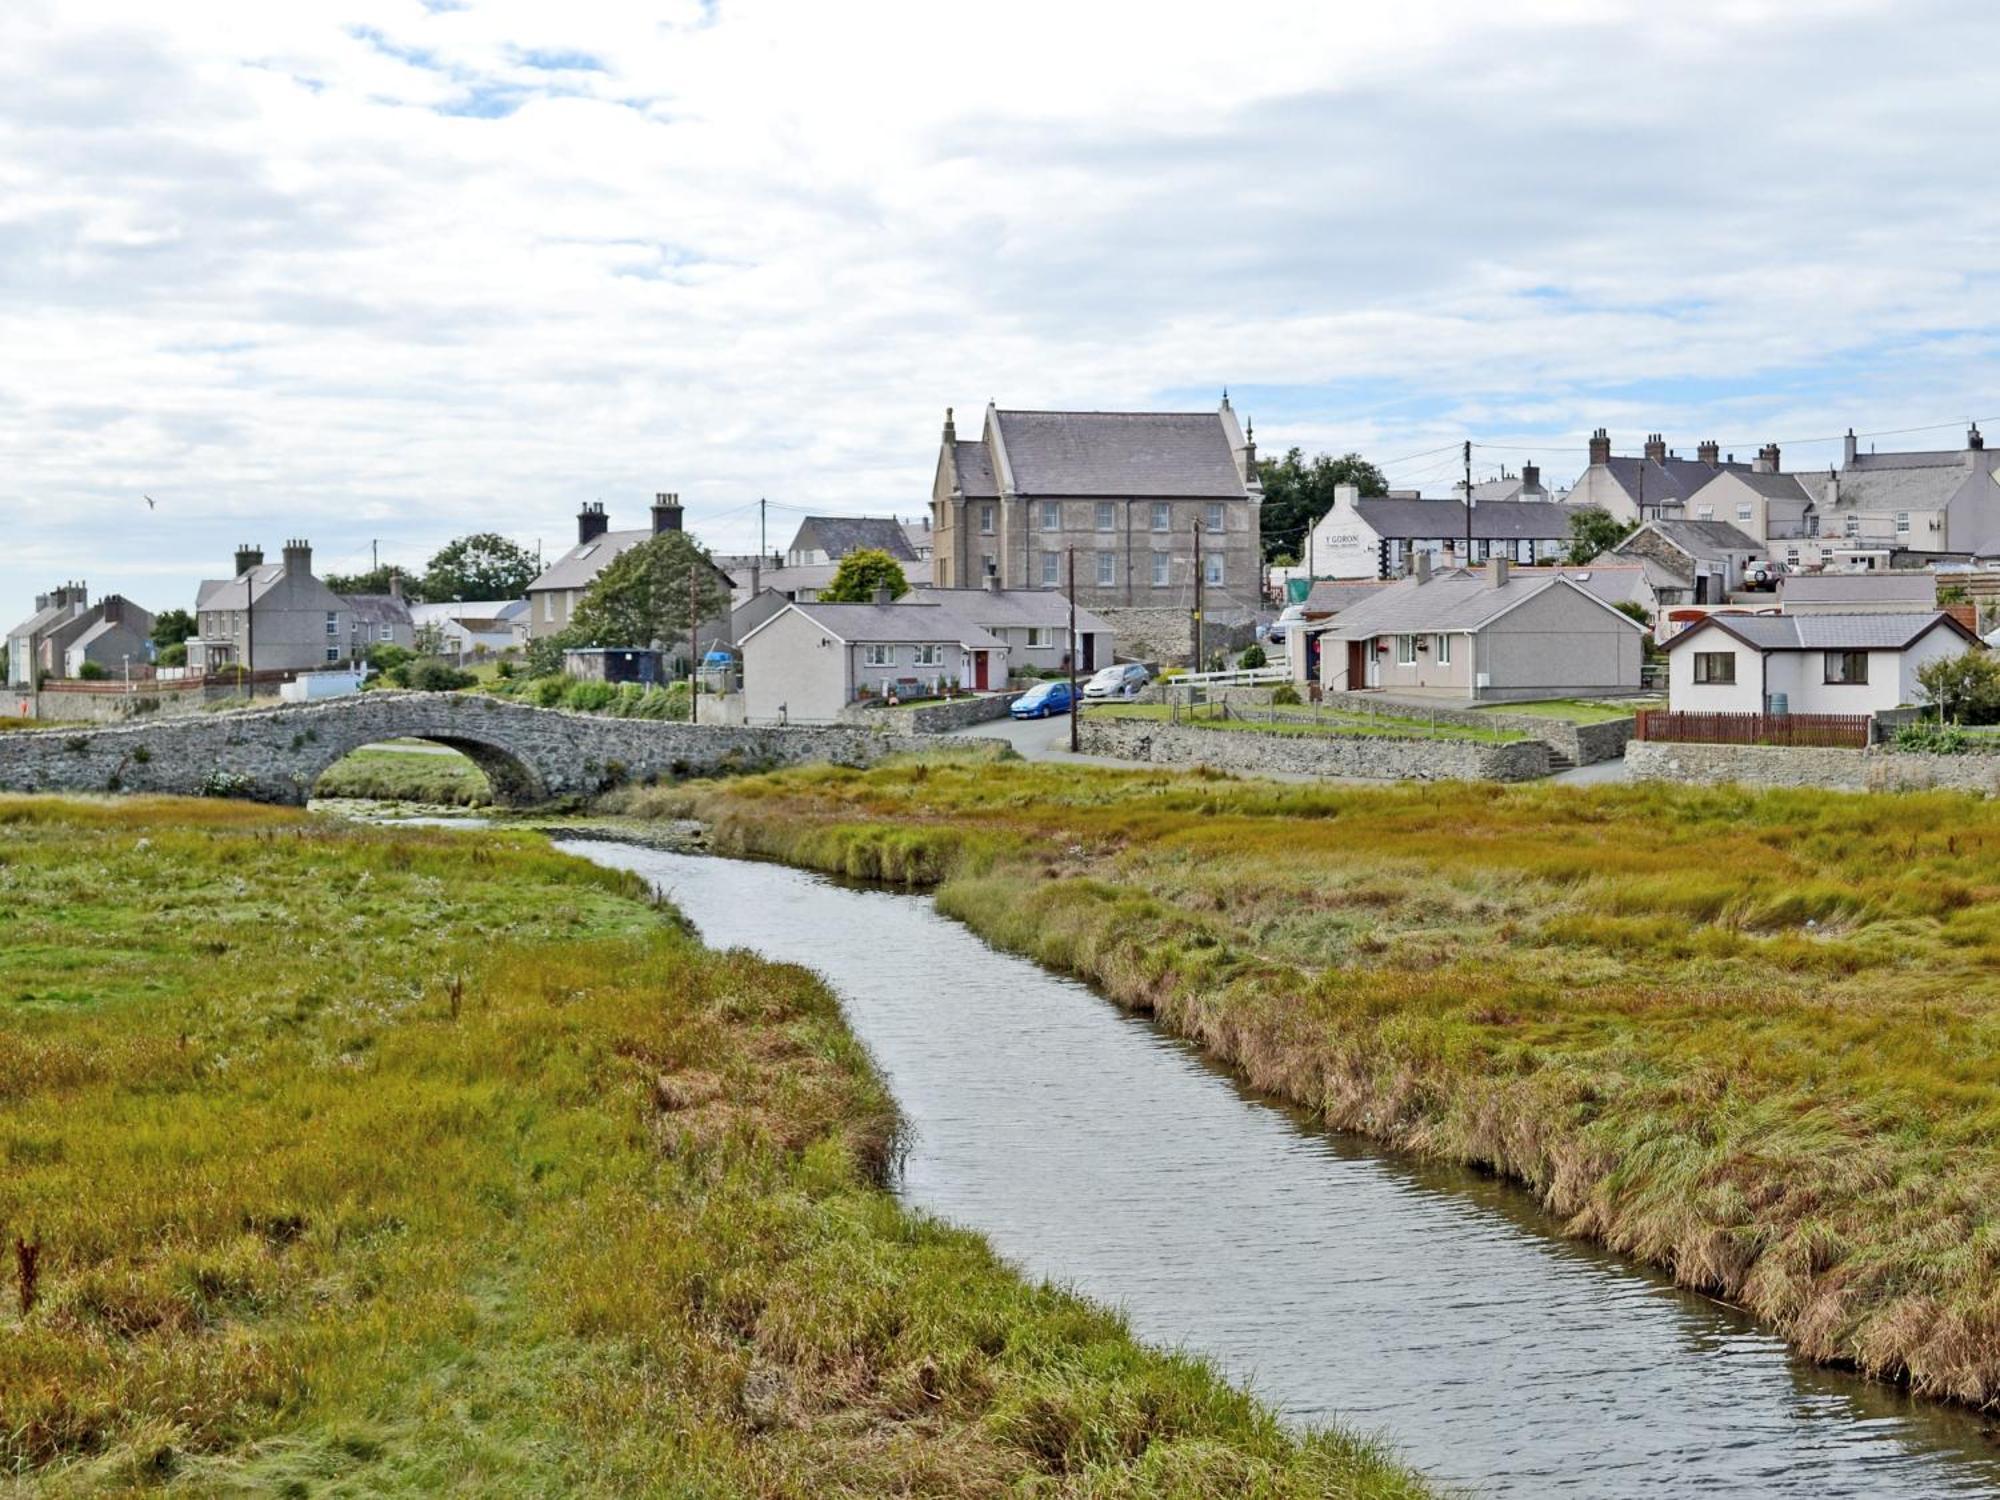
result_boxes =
[526,494,735,670]
[781,515,921,568]
[1305,557,1646,701]
[408,599,531,656]
[1679,466,1818,549]
[1787,425,2000,569]
[1464,463,1556,505]
[904,584,1114,674]
[1302,485,1591,580]
[7,583,91,684]
[1661,610,1977,718]
[340,574,414,660]
[1601,518,1763,606]
[1566,432,1763,524]
[739,599,1008,724]
[929,399,1262,627]
[55,596,156,680]
[187,542,352,674]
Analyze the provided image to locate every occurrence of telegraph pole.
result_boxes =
[1463,440,1473,568]
[759,497,767,561]
[687,562,699,727]
[1191,519,1204,672]
[1067,546,1080,753]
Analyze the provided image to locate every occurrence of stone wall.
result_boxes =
[1628,740,2000,795]
[1161,688,1637,765]
[1080,716,1549,782]
[1095,606,1258,668]
[0,691,1008,807]
[4,678,284,724]
[836,692,1014,733]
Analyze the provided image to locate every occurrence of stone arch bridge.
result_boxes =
[0,692,991,806]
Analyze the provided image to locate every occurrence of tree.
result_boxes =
[819,549,910,603]
[322,564,415,596]
[567,533,732,660]
[420,533,540,603]
[1916,650,2000,725]
[1257,448,1389,564]
[1564,506,1635,566]
[157,642,187,668]
[150,608,195,651]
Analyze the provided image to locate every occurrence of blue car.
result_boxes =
[1010,680,1074,719]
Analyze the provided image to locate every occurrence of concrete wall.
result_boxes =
[1668,633,1766,713]
[0,691,1010,807]
[1079,715,1550,782]
[1629,740,2000,795]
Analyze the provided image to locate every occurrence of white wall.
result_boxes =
[1670,627,1970,715]
[1667,635,1765,713]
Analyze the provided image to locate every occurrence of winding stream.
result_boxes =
[559,836,2000,1497]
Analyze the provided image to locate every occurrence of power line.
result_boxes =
[1470,413,1994,457]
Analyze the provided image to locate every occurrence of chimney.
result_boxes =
[1333,482,1360,509]
[1971,423,1985,452]
[282,538,312,576]
[578,502,609,545]
[1522,462,1540,492]
[942,406,956,445]
[1487,556,1510,588]
[1643,433,1667,463]
[234,544,264,577]
[652,492,683,535]
[1413,551,1432,584]
[1242,417,1258,475]
[1844,428,1858,466]
[1588,428,1612,466]
[983,572,1000,592]
[872,586,894,606]
[101,595,122,624]
[1754,443,1781,474]
[1697,439,1719,467]
[388,570,403,602]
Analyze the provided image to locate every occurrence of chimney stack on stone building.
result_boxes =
[1642,433,1667,463]
[652,493,684,535]
[234,545,264,577]
[1697,440,1720,467]
[577,502,609,545]
[282,539,313,575]
[1588,428,1611,466]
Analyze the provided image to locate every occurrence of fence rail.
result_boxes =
[1634,708,1871,749]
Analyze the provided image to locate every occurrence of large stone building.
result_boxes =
[929,400,1263,628]
[188,541,352,674]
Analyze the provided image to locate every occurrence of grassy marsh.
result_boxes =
[0,795,1430,1497]
[311,743,493,806]
[1090,703,1530,743]
[663,762,2000,1411]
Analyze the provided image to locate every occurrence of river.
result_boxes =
[557,836,2000,1498]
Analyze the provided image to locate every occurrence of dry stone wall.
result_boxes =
[1080,716,1549,782]
[1628,741,2000,794]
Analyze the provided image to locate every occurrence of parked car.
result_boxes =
[1265,604,1309,644]
[1744,560,1785,590]
[1082,662,1150,700]
[1010,680,1074,719]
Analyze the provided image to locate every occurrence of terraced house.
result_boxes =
[929,399,1263,620]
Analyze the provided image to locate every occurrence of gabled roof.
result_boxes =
[786,516,919,562]
[1596,455,1754,507]
[1312,569,1646,639]
[952,440,998,498]
[1663,609,1976,653]
[1347,498,1594,541]
[6,599,84,642]
[742,600,1005,651]
[341,593,413,628]
[1620,518,1763,562]
[527,529,652,593]
[903,586,1110,635]
[1302,579,1398,613]
[991,410,1249,498]
[196,563,294,611]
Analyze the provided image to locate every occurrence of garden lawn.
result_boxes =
[649,761,2000,1411]
[0,795,1429,1498]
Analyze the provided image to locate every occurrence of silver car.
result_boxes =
[1082,662,1151,700]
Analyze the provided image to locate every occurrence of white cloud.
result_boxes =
[2,0,1998,613]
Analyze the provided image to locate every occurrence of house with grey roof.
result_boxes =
[1304,557,1646,702]
[341,575,414,660]
[739,599,1009,724]
[1662,609,1977,718]
[905,585,1113,675]
[526,494,735,666]
[408,599,530,657]
[781,515,920,568]
[1681,468,1818,549]
[188,541,352,674]
[1465,462,1554,505]
[55,596,156,680]
[1786,425,2000,569]
[1602,518,1764,606]
[1303,483,1594,579]
[7,583,91,685]
[929,398,1262,620]
[1566,432,1764,524]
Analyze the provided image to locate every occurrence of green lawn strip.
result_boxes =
[1091,702,1528,743]
[0,794,1431,1498]
[680,761,2000,1412]
[312,745,493,806]
[1470,698,1648,724]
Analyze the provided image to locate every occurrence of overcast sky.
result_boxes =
[6,0,2000,614]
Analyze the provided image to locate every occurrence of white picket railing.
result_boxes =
[1161,662,1293,689]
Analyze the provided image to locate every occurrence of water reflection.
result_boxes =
[565,840,2000,1499]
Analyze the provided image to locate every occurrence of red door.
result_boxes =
[973,651,989,690]
[1346,640,1365,691]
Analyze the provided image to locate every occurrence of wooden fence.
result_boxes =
[1635,709,1871,749]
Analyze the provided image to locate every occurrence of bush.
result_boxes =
[76,660,109,681]
[1917,650,2000,725]
[530,675,567,708]
[406,660,476,692]
[1271,683,1303,706]
[1895,721,1971,754]
[1238,644,1267,670]
[494,659,517,680]
[368,643,415,675]
[563,679,615,713]
[157,643,187,668]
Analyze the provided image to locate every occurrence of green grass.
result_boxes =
[1092,702,1529,744]
[0,795,1431,1497]
[1472,698,1652,724]
[312,744,494,806]
[674,761,2000,1412]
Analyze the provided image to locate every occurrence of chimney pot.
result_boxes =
[1414,552,1432,584]
[1843,428,1858,466]
[234,544,265,577]
[1971,424,1985,452]
[1643,433,1667,463]
[578,502,610,545]
[872,586,894,606]
[651,492,684,534]
[1697,439,1719,467]
[1522,462,1540,491]
[1588,428,1612,466]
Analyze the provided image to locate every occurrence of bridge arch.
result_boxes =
[302,732,548,807]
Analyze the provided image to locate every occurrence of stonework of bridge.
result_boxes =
[0,692,1001,806]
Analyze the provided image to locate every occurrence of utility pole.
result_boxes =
[759,497,767,561]
[371,538,379,573]
[687,562,699,727]
[1463,440,1473,568]
[1191,519,1204,672]
[1067,546,1080,754]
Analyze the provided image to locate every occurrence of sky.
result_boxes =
[6,0,2000,616]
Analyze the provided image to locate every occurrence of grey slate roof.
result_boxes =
[1312,570,1643,639]
[953,440,998,498]
[1667,610,1973,652]
[787,516,919,562]
[763,601,1005,650]
[1302,579,1398,613]
[527,529,654,594]
[196,564,292,610]
[341,593,413,628]
[1779,573,1936,607]
[1597,455,1754,507]
[1635,518,1764,560]
[1352,498,1592,541]
[992,411,1248,497]
[904,586,1109,635]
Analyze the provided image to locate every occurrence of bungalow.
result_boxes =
[1302,484,1592,579]
[1662,610,1977,717]
[903,585,1114,674]
[1307,557,1646,701]
[740,599,1008,724]
[1602,518,1764,606]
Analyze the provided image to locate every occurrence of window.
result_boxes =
[1786,547,1800,566]
[863,644,893,667]
[1692,652,1736,685]
[1026,626,1050,648]
[1825,650,1869,684]
[1896,511,1911,536]
[1205,502,1224,534]
[1151,552,1170,587]
[913,644,943,668]
[1040,552,1060,586]
[325,646,340,663]
[1040,502,1061,532]
[379,624,394,643]
[979,503,995,535]
[980,553,995,580]
[1844,513,1860,537]
[1095,551,1115,586]
[1395,634,1417,666]
[1736,503,1753,523]
[1435,634,1452,665]
[325,611,339,637]
[1151,502,1170,532]
[1695,505,1714,520]
[1204,554,1223,586]
[1095,501,1115,532]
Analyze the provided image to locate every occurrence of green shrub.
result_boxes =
[76,661,109,681]
[1894,721,1971,755]
[564,679,615,713]
[530,675,567,708]
[1271,683,1303,706]
[368,643,415,675]
[406,660,476,692]
[494,659,517,680]
[1238,643,1267,670]
[157,643,187,668]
